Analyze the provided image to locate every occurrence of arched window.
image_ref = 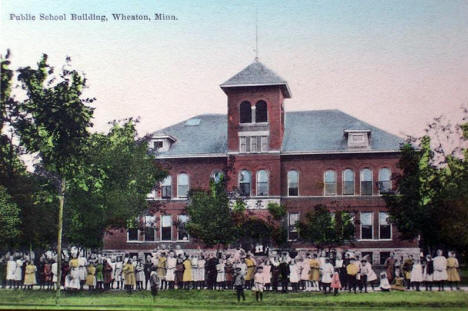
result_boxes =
[360,169,373,195]
[256,170,269,196]
[239,101,252,123]
[161,176,172,199]
[211,170,224,184]
[378,168,392,193]
[177,173,189,198]
[324,170,337,195]
[239,170,251,196]
[255,100,268,123]
[343,169,354,195]
[287,170,299,196]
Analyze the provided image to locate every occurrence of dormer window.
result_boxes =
[153,141,163,150]
[150,134,176,153]
[345,130,371,149]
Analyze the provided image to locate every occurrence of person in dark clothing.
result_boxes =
[206,254,218,290]
[270,256,280,292]
[144,256,153,290]
[233,267,245,302]
[279,257,290,293]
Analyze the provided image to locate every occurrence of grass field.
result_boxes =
[0,289,467,311]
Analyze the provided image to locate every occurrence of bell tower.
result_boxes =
[220,61,291,154]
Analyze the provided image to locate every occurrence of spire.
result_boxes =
[254,7,259,62]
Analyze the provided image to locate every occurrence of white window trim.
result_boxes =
[127,229,142,243]
[378,212,392,240]
[323,170,337,196]
[287,212,300,241]
[160,215,173,241]
[359,212,374,240]
[256,170,269,196]
[378,168,392,195]
[360,168,373,196]
[342,169,355,195]
[238,170,252,196]
[287,170,299,197]
[177,173,189,199]
[176,215,190,242]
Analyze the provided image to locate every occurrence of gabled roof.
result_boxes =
[150,110,404,158]
[220,61,291,98]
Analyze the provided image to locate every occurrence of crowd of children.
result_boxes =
[0,247,462,301]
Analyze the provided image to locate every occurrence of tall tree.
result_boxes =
[383,110,468,256]
[65,120,166,248]
[15,55,94,300]
[185,177,237,249]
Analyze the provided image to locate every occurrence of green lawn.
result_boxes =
[0,290,467,311]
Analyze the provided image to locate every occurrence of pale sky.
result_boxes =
[2,0,468,139]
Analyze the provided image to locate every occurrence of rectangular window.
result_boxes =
[261,136,268,151]
[324,182,337,195]
[288,212,300,241]
[177,215,189,241]
[144,216,155,241]
[361,181,372,195]
[161,185,171,198]
[379,212,391,239]
[251,136,257,152]
[360,212,373,240]
[380,252,391,265]
[128,228,138,241]
[343,181,354,195]
[257,182,268,196]
[240,137,246,152]
[378,181,392,194]
[161,215,172,241]
[153,141,163,150]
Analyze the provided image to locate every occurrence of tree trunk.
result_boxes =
[55,176,65,304]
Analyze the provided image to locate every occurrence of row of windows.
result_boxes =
[152,168,391,199]
[240,100,268,123]
[287,211,391,241]
[239,136,268,153]
[289,168,392,196]
[128,215,189,242]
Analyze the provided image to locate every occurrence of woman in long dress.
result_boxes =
[85,262,96,290]
[423,254,434,291]
[6,256,16,289]
[123,259,136,293]
[410,258,423,291]
[216,258,225,290]
[320,258,334,294]
[183,255,193,289]
[166,253,177,290]
[433,249,447,291]
[309,254,320,291]
[300,256,311,291]
[289,259,300,292]
[446,251,461,290]
[23,261,37,289]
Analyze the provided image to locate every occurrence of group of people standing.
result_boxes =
[383,250,461,292]
[0,247,462,299]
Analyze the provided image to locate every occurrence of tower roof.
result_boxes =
[220,61,291,98]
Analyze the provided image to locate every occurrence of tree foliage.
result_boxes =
[64,120,166,248]
[0,185,21,249]
[185,178,237,248]
[297,204,355,250]
[383,110,468,256]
